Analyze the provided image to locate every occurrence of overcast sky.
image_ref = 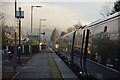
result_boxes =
[1,0,117,33]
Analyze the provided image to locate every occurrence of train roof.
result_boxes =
[59,27,84,39]
[58,12,120,40]
[86,11,120,28]
[61,31,74,38]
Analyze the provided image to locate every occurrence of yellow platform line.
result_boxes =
[49,53,62,80]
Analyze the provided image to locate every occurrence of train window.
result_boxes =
[87,29,120,72]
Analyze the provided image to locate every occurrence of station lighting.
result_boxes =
[31,5,42,34]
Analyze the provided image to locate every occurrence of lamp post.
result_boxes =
[39,19,46,51]
[13,0,17,71]
[13,28,17,72]
[39,19,46,34]
[31,6,42,34]
[30,5,42,56]
[39,19,46,42]
[18,7,22,64]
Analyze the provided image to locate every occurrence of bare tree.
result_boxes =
[109,0,120,15]
[114,0,120,12]
[0,12,4,20]
[100,2,112,17]
[60,31,67,37]
[74,21,82,29]
[67,27,74,33]
[51,28,59,47]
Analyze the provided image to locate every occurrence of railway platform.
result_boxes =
[12,49,78,79]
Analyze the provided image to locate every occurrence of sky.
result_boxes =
[1,0,117,33]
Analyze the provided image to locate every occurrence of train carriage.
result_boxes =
[55,11,120,79]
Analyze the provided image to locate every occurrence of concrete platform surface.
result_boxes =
[13,50,78,79]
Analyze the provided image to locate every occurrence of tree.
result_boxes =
[0,12,4,20]
[60,31,67,37]
[114,0,120,12]
[74,21,82,29]
[25,38,39,45]
[67,27,74,33]
[2,28,7,46]
[50,28,59,47]
[110,0,120,15]
[100,4,111,17]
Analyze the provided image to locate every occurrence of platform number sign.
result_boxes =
[16,11,24,18]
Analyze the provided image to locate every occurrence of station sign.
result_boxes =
[16,11,24,18]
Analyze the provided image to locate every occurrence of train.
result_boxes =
[54,11,120,79]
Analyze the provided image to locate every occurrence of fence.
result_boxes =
[2,45,39,56]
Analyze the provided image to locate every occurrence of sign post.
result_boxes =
[13,30,17,72]
[13,0,17,72]
[16,7,24,64]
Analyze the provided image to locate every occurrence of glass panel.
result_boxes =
[56,32,73,60]
[74,30,83,55]
[87,18,120,72]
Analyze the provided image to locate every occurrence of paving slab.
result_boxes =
[13,50,79,79]
[13,53,52,79]
[51,53,79,79]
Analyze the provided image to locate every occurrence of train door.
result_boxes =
[71,29,90,77]
[72,30,83,74]
[76,29,90,77]
[79,30,85,75]
[71,31,76,63]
